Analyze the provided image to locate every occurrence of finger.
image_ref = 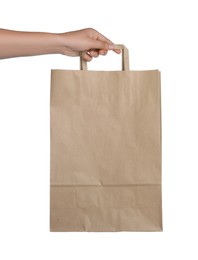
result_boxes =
[113,49,122,54]
[98,48,120,56]
[88,29,122,54]
[90,39,121,55]
[99,49,108,56]
[94,31,121,54]
[83,52,92,62]
[89,49,99,58]
[89,38,109,51]
[94,31,114,47]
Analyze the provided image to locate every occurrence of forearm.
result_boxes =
[0,29,63,59]
[0,28,118,61]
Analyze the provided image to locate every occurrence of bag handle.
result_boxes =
[80,44,129,71]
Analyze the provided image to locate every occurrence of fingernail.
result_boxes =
[108,44,114,50]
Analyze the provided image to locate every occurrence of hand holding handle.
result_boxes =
[80,44,129,71]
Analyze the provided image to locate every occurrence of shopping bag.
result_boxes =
[50,45,162,231]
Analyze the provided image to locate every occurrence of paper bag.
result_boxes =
[50,45,162,231]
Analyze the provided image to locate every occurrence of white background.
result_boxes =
[0,0,198,259]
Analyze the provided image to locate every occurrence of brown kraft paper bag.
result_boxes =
[50,45,162,231]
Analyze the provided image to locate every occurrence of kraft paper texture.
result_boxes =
[50,45,162,231]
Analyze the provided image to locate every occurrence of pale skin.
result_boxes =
[0,28,121,60]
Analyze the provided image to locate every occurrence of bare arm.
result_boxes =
[0,28,120,61]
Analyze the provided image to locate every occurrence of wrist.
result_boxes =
[43,33,64,55]
[53,33,70,55]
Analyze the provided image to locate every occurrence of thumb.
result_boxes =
[89,39,114,51]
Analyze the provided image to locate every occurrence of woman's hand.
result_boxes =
[58,28,121,61]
